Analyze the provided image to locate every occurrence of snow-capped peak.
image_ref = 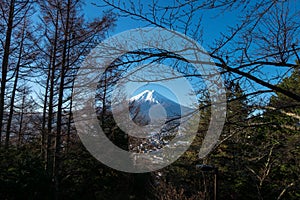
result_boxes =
[130,90,158,103]
[128,89,193,126]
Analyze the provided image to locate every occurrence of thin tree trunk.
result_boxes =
[17,89,26,148]
[46,8,59,176]
[66,82,74,150]
[54,0,71,198]
[66,32,73,150]
[0,0,15,147]
[42,48,52,165]
[6,18,26,142]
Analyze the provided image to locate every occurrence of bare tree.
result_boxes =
[92,1,300,199]
[0,0,36,148]
[36,0,116,198]
[96,0,299,101]
[0,0,16,146]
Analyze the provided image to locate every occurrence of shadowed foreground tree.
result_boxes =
[36,0,116,198]
[0,0,35,147]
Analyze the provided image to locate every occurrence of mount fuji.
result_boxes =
[129,90,192,126]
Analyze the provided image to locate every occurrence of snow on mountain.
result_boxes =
[128,90,196,153]
[130,90,159,103]
[129,90,191,126]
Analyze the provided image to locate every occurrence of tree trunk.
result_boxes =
[41,53,51,162]
[6,18,26,144]
[0,0,15,147]
[46,7,59,177]
[54,0,71,198]
[17,89,26,147]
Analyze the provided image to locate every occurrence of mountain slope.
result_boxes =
[129,90,191,126]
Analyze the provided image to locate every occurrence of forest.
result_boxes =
[0,0,299,200]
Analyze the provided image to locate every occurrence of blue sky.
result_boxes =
[83,0,239,47]
[82,0,234,103]
[83,0,299,53]
[82,0,299,106]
